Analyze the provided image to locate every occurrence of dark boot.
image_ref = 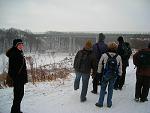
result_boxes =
[95,103,103,107]
[91,90,97,94]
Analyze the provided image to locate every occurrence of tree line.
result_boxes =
[0,28,149,54]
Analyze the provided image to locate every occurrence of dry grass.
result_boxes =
[0,55,74,88]
[0,72,7,88]
[27,67,72,84]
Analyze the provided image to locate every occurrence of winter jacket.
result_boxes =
[117,42,132,67]
[97,52,122,76]
[6,47,28,84]
[92,41,108,63]
[133,48,150,77]
[73,48,97,75]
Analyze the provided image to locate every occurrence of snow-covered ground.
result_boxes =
[0,57,149,113]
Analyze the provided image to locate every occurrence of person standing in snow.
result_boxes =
[6,39,28,113]
[95,42,122,108]
[115,36,132,90]
[91,33,108,94]
[74,40,97,102]
[133,43,150,102]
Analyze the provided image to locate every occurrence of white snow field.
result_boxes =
[0,57,149,113]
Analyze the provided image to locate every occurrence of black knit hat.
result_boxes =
[13,39,23,47]
[117,36,124,42]
[98,33,105,41]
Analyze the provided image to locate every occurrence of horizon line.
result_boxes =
[1,27,150,34]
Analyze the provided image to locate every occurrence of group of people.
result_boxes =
[6,35,150,113]
[73,33,150,108]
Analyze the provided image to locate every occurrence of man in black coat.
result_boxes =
[115,36,132,90]
[6,39,28,113]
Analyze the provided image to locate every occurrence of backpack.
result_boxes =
[135,50,150,68]
[121,42,132,59]
[103,53,118,82]
[78,50,91,69]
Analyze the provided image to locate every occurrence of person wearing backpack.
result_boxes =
[74,40,97,102]
[91,33,108,94]
[95,42,122,108]
[133,43,150,102]
[115,36,132,90]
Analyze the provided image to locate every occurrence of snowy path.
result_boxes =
[0,59,150,113]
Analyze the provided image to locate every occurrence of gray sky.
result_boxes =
[0,0,150,32]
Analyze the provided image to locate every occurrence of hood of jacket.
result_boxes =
[6,47,15,58]
[6,47,22,58]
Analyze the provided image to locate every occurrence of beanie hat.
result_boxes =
[13,39,23,47]
[108,42,118,51]
[117,36,124,42]
[98,33,105,42]
[84,40,92,49]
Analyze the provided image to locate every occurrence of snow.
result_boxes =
[0,54,8,73]
[0,56,150,113]
[25,52,72,68]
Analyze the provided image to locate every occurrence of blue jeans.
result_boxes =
[97,77,116,106]
[74,71,90,100]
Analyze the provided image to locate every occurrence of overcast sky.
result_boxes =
[0,0,150,32]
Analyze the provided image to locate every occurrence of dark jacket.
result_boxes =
[74,48,97,75]
[92,41,108,64]
[133,48,150,77]
[6,47,28,84]
[117,42,132,66]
